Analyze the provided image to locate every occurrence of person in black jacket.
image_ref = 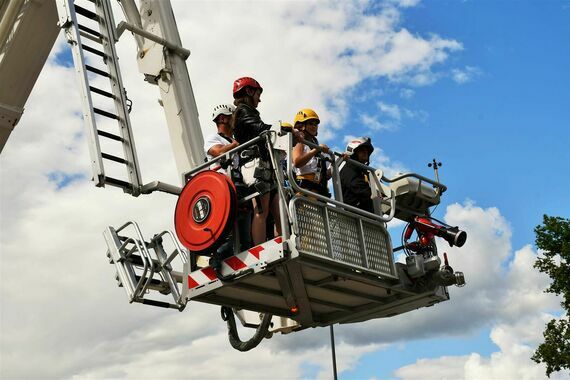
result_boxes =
[231,77,280,245]
[340,137,375,213]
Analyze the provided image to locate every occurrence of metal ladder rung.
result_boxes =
[139,299,179,309]
[77,24,102,40]
[97,129,123,142]
[94,107,118,119]
[104,176,133,190]
[82,44,105,58]
[102,152,128,164]
[74,4,98,20]
[85,65,110,78]
[90,86,114,99]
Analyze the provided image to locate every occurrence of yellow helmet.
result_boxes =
[293,108,320,128]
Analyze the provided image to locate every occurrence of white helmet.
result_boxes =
[212,104,235,121]
[345,137,374,156]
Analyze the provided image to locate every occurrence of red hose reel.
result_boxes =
[175,171,237,255]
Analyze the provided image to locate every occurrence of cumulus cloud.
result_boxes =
[360,113,395,131]
[451,66,482,84]
[359,101,428,137]
[395,313,568,380]
[399,88,415,99]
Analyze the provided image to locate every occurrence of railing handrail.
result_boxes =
[183,133,268,180]
[297,137,447,193]
[288,136,396,223]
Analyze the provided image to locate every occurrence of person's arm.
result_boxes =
[207,139,239,158]
[293,143,330,168]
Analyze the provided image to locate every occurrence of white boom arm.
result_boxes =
[119,0,205,182]
[0,0,59,152]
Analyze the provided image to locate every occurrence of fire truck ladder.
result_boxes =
[104,221,188,310]
[56,0,142,195]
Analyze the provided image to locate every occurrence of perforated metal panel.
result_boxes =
[363,220,395,276]
[295,200,329,257]
[292,198,396,278]
[328,209,363,266]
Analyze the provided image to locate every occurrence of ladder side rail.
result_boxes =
[56,0,105,186]
[119,236,152,299]
[104,227,138,301]
[98,0,142,195]
[114,221,156,298]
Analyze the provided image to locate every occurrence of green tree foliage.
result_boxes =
[532,215,570,376]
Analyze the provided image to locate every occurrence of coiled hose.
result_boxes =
[221,306,273,351]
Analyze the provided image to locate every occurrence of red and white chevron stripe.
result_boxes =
[187,236,284,291]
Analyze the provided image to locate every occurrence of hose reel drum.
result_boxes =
[175,171,237,255]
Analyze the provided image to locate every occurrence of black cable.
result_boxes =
[220,306,273,352]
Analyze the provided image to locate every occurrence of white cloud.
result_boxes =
[451,66,481,84]
[399,88,415,99]
[360,113,395,131]
[395,313,568,380]
[379,101,402,120]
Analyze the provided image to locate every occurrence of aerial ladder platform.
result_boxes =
[103,128,466,345]
[0,0,468,351]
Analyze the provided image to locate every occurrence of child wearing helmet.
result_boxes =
[231,77,281,245]
[292,108,332,197]
[340,137,375,213]
[204,104,252,261]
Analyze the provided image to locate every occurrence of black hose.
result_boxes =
[220,306,273,352]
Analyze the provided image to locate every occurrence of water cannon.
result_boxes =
[402,215,467,258]
[412,217,467,248]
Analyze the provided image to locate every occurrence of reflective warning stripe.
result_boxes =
[187,237,283,289]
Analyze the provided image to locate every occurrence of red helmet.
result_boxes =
[233,77,263,98]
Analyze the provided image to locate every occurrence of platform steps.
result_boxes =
[103,221,188,310]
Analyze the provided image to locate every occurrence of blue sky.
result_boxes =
[338,1,570,378]
[350,0,570,249]
[1,1,569,379]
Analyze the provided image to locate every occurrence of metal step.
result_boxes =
[78,24,101,38]
[90,86,114,99]
[85,64,110,78]
[74,4,97,20]
[94,107,118,119]
[82,44,105,58]
[102,152,127,164]
[104,223,188,310]
[97,129,122,142]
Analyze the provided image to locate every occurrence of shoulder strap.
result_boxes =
[218,133,233,144]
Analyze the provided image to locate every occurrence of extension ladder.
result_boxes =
[56,0,142,195]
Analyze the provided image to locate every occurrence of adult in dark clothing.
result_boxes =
[340,137,375,213]
[231,77,280,245]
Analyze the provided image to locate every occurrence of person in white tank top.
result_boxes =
[292,108,332,197]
